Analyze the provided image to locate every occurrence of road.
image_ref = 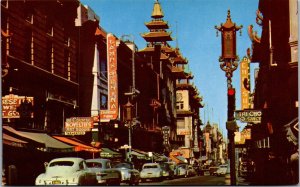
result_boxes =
[123,175,227,186]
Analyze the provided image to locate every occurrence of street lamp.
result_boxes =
[215,10,242,185]
[123,100,134,162]
[121,34,140,162]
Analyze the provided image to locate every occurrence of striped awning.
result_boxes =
[52,136,100,152]
[3,133,28,147]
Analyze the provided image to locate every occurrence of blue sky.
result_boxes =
[80,0,261,136]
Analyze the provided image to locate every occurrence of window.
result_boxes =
[46,17,53,36]
[64,49,70,79]
[100,94,108,110]
[1,0,8,8]
[46,40,53,72]
[24,28,33,64]
[177,118,185,129]
[24,7,33,24]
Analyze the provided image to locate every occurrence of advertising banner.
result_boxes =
[2,94,34,118]
[65,117,93,135]
[240,57,250,110]
[235,109,262,123]
[100,33,118,121]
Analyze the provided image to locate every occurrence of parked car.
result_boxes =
[113,162,140,185]
[214,164,228,176]
[209,166,219,175]
[159,162,175,179]
[140,163,164,182]
[35,157,97,185]
[85,158,121,185]
[186,165,197,177]
[174,164,188,178]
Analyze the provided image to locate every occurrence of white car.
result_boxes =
[140,163,163,182]
[113,162,140,185]
[86,158,121,185]
[35,157,97,185]
[215,164,228,176]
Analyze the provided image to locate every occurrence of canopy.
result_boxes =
[3,126,74,152]
[52,136,100,152]
[3,133,28,148]
[20,131,74,152]
[131,149,148,159]
[100,148,122,158]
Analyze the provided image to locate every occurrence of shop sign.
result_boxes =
[2,94,34,118]
[240,57,250,110]
[176,129,190,135]
[100,33,118,122]
[65,117,93,135]
[235,109,262,123]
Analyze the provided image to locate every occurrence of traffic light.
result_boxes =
[227,88,236,121]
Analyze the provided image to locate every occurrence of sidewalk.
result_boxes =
[237,176,251,185]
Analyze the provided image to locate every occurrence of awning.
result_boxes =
[100,148,122,158]
[3,126,74,152]
[131,149,148,159]
[3,133,28,148]
[20,131,74,152]
[284,117,298,145]
[52,136,100,152]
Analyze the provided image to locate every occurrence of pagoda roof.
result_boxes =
[215,10,242,31]
[171,66,186,78]
[141,32,172,42]
[173,56,188,64]
[145,20,169,29]
[161,45,176,57]
[152,0,164,19]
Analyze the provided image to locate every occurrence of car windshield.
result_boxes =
[49,161,74,167]
[86,162,102,168]
[114,163,133,169]
[144,165,158,169]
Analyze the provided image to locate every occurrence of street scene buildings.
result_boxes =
[1,0,298,186]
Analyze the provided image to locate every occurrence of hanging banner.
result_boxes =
[240,56,250,110]
[100,33,118,121]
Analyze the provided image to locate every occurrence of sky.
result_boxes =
[80,0,261,136]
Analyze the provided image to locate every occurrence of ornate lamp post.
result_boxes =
[215,10,242,185]
[123,100,134,162]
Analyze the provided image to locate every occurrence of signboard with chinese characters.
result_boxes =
[235,110,262,123]
[240,57,250,110]
[100,33,118,122]
[2,94,34,118]
[65,117,93,135]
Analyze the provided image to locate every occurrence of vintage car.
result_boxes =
[140,163,164,182]
[113,162,140,185]
[175,164,196,178]
[159,162,175,179]
[174,164,188,178]
[35,157,97,185]
[85,158,121,185]
[214,164,228,176]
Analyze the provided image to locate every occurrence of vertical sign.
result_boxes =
[240,57,250,110]
[100,33,118,121]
